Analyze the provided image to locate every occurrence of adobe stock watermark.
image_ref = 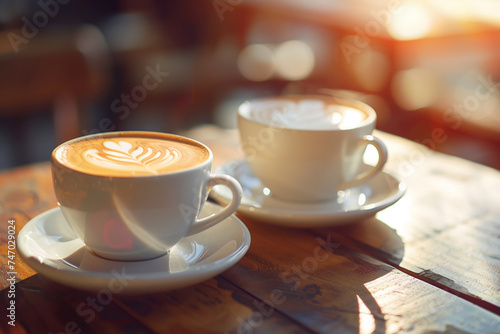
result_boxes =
[396,71,500,178]
[82,64,169,136]
[340,0,403,63]
[442,72,500,129]
[240,104,296,163]
[7,0,72,53]
[48,268,135,334]
[213,0,243,21]
[178,186,204,226]
[234,103,299,185]
[234,234,340,334]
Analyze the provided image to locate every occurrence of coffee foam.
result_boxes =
[244,99,369,130]
[55,135,209,176]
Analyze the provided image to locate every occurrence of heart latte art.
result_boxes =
[55,135,209,176]
[84,140,182,173]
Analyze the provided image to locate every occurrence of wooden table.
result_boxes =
[1,126,500,333]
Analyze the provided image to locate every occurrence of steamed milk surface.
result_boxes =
[247,99,368,130]
[55,135,209,176]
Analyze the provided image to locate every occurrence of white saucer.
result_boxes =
[212,160,406,227]
[17,202,251,294]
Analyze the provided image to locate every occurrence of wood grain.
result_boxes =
[0,274,153,334]
[0,267,313,333]
[116,276,310,334]
[0,163,56,290]
[223,215,500,333]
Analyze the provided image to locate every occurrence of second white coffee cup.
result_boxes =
[238,95,388,203]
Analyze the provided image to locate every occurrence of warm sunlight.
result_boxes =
[432,0,500,25]
[357,295,377,334]
[387,2,433,40]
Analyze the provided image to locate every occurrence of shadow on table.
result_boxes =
[214,212,406,333]
[310,216,405,333]
[0,274,146,333]
[1,272,274,333]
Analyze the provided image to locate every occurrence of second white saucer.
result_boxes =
[212,160,406,227]
[17,202,251,294]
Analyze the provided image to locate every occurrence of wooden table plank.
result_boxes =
[116,276,311,334]
[0,271,314,333]
[0,163,55,290]
[221,215,500,334]
[0,275,154,334]
[0,162,56,242]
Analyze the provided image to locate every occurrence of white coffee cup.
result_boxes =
[238,95,388,202]
[52,131,242,261]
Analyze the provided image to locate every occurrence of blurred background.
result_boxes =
[1,0,500,170]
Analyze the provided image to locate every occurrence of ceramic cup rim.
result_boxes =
[237,94,377,132]
[51,131,213,179]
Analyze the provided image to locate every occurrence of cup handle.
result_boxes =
[341,135,388,189]
[186,174,242,236]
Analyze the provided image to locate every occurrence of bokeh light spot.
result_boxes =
[237,44,275,82]
[274,40,315,81]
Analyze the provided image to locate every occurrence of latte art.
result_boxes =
[55,134,210,177]
[83,140,182,174]
[242,98,369,130]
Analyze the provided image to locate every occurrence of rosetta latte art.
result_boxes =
[83,140,181,174]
